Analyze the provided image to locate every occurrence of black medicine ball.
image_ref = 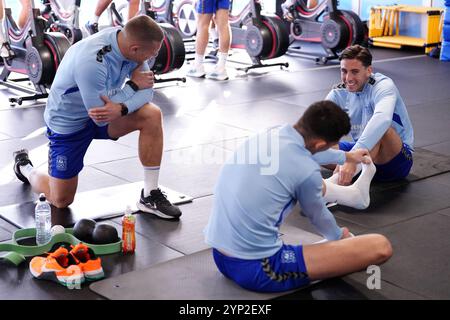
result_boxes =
[73,218,96,243]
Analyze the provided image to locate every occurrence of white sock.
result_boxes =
[144,166,160,197]
[217,52,228,70]
[323,161,376,209]
[353,161,377,204]
[91,15,100,24]
[20,163,35,180]
[195,54,204,65]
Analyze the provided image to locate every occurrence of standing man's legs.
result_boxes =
[187,10,213,78]
[18,0,31,29]
[205,7,230,80]
[128,0,140,20]
[86,0,113,35]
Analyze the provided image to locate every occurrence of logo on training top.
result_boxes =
[56,155,67,171]
[281,250,296,263]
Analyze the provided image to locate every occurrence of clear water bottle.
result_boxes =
[35,193,52,246]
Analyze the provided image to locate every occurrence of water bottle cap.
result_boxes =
[39,193,46,202]
[125,205,132,215]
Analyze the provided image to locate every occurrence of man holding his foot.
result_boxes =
[13,15,182,220]
[318,45,414,186]
[204,101,390,293]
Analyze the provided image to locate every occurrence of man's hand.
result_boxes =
[131,64,155,89]
[88,95,122,123]
[338,162,358,185]
[345,149,371,164]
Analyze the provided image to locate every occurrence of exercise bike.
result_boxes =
[0,0,71,105]
[139,0,197,39]
[221,0,290,73]
[276,0,367,63]
[41,0,83,45]
[109,0,186,82]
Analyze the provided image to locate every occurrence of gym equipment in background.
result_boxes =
[369,4,443,54]
[222,0,289,73]
[109,0,186,82]
[276,0,367,63]
[41,0,83,45]
[134,0,198,39]
[0,0,71,105]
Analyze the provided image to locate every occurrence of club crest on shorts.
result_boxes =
[56,155,67,171]
[281,250,296,263]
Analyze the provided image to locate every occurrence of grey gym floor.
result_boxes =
[1,46,450,300]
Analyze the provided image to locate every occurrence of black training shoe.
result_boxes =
[137,188,182,220]
[13,149,33,184]
[84,21,99,35]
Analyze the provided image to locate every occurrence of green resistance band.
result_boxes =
[0,228,122,266]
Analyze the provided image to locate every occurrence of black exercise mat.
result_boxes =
[89,227,327,300]
[89,248,290,300]
[0,182,193,229]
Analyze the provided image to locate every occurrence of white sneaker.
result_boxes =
[205,66,228,81]
[186,63,206,78]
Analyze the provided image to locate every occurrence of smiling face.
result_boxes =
[340,58,372,92]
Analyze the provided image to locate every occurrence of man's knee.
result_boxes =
[381,127,400,142]
[137,104,162,126]
[372,234,393,264]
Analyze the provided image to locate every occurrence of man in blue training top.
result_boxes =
[204,101,392,293]
[13,15,182,220]
[319,45,414,186]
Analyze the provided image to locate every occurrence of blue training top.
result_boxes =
[204,125,343,260]
[44,27,154,134]
[313,73,414,165]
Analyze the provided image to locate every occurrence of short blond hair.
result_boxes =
[124,15,164,44]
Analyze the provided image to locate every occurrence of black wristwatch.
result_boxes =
[126,80,139,92]
[120,103,129,116]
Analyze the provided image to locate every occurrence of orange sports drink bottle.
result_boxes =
[122,206,136,254]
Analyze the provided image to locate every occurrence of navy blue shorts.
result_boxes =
[196,0,230,14]
[47,120,116,179]
[212,244,310,293]
[338,141,413,182]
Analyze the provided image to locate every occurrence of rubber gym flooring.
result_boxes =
[0,46,449,300]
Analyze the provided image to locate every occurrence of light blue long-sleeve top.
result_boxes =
[204,125,343,260]
[313,73,414,165]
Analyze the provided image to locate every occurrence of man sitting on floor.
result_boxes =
[204,101,392,293]
[318,45,414,186]
[13,16,181,220]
